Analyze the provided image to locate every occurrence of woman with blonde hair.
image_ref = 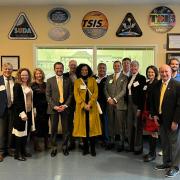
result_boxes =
[31,68,49,151]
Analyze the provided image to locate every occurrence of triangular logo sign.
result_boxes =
[116,13,142,37]
[8,12,37,40]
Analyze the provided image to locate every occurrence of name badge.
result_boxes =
[0,85,6,91]
[143,85,147,90]
[80,85,86,90]
[133,81,139,87]
[109,79,113,84]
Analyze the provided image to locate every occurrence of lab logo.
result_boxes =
[116,13,142,37]
[9,12,37,40]
[48,7,71,25]
[82,11,108,39]
[149,6,176,33]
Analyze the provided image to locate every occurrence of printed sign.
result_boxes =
[82,11,108,39]
[8,12,37,40]
[48,7,70,25]
[149,6,176,33]
[116,13,142,37]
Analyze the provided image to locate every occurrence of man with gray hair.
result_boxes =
[0,63,15,162]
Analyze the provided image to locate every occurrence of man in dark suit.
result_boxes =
[151,64,180,177]
[63,60,77,150]
[93,63,108,146]
[0,63,15,162]
[46,62,73,157]
[104,61,128,151]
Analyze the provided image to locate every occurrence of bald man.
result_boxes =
[151,64,180,177]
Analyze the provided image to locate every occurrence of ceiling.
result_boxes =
[0,0,180,6]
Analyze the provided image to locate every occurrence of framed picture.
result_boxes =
[166,53,180,64]
[167,33,180,50]
[1,56,20,71]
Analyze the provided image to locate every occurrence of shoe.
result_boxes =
[117,145,124,152]
[82,149,89,156]
[90,150,96,157]
[0,155,4,162]
[50,149,57,157]
[143,154,156,162]
[68,142,76,151]
[62,146,69,156]
[155,164,170,170]
[24,152,32,157]
[105,143,114,150]
[165,167,179,178]
[14,155,26,161]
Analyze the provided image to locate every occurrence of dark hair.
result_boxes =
[168,58,179,65]
[97,63,106,68]
[122,57,131,63]
[54,62,64,69]
[113,60,121,65]
[76,63,93,78]
[146,65,159,79]
[16,68,32,86]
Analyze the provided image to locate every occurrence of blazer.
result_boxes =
[0,75,14,117]
[127,73,146,110]
[46,75,73,114]
[150,78,180,129]
[13,83,35,135]
[104,72,128,110]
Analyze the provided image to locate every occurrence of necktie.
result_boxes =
[113,73,117,82]
[6,78,12,107]
[159,82,167,114]
[58,77,64,103]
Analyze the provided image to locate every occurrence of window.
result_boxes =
[36,46,155,79]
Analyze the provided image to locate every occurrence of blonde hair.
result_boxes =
[2,63,13,70]
[33,68,45,82]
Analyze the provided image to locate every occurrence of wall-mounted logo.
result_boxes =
[48,27,70,41]
[116,13,142,37]
[8,12,37,40]
[82,11,108,39]
[148,6,176,33]
[48,7,71,25]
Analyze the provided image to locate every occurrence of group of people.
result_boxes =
[0,57,180,178]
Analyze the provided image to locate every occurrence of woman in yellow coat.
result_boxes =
[73,64,102,156]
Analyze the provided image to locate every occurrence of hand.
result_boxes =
[58,105,66,112]
[171,122,178,131]
[85,104,91,111]
[107,98,115,105]
[21,116,28,121]
[54,106,59,111]
[154,115,160,127]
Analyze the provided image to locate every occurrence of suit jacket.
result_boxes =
[150,78,180,129]
[104,72,128,110]
[0,75,14,117]
[46,75,73,114]
[13,83,35,132]
[93,75,107,111]
[127,73,146,110]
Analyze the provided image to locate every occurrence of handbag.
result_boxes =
[142,94,158,132]
[80,78,103,114]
